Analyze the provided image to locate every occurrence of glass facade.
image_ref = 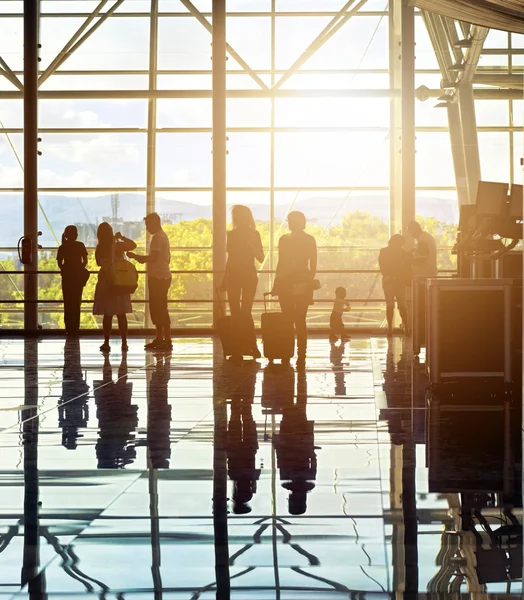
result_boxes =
[0,2,521,329]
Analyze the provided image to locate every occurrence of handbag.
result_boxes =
[292,278,321,296]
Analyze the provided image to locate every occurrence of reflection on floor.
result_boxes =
[0,336,521,598]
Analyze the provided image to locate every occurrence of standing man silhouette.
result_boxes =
[128,213,172,351]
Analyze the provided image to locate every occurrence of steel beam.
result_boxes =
[389,0,402,237]
[401,0,416,235]
[422,13,469,207]
[0,56,23,90]
[212,0,227,329]
[180,0,268,90]
[458,25,488,204]
[274,0,369,90]
[38,0,125,87]
[24,0,39,333]
[0,88,397,99]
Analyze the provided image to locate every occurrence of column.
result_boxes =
[401,0,416,235]
[212,0,227,327]
[145,0,159,330]
[24,0,39,332]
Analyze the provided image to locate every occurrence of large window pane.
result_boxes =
[478,132,511,183]
[415,133,456,187]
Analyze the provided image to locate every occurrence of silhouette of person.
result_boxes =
[57,225,88,336]
[330,341,347,396]
[225,360,261,514]
[128,213,172,352]
[223,205,264,360]
[94,353,138,468]
[379,234,412,336]
[273,372,317,515]
[147,354,172,469]
[380,340,410,446]
[58,338,89,450]
[272,211,317,369]
[93,222,137,353]
[407,221,438,279]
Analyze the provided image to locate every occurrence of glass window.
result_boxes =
[39,133,147,188]
[478,132,511,183]
[475,100,509,127]
[415,133,456,187]
[274,131,389,187]
[156,133,212,188]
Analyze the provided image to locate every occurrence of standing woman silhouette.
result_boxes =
[225,205,265,359]
[93,222,137,353]
[57,225,88,336]
[272,211,317,369]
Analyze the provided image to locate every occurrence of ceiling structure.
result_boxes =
[410,0,524,33]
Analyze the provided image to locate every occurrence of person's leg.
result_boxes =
[62,279,72,334]
[148,278,162,343]
[161,278,172,344]
[71,281,83,334]
[227,285,241,320]
[329,312,339,342]
[383,280,394,335]
[117,314,128,348]
[102,315,112,348]
[278,294,295,361]
[294,298,309,360]
[395,283,409,334]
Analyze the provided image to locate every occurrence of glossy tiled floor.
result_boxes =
[0,336,521,598]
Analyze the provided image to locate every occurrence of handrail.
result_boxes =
[0,268,457,275]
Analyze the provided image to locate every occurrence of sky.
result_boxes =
[0,0,520,220]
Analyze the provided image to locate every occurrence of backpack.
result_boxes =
[112,259,138,294]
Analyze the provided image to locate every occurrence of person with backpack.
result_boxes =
[93,222,137,353]
[127,213,172,351]
[57,225,88,336]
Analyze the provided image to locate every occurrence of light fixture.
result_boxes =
[454,38,473,48]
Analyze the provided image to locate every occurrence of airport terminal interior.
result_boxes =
[0,0,523,597]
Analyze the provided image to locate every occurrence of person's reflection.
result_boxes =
[94,353,138,468]
[147,354,172,469]
[380,339,410,446]
[330,340,347,396]
[226,360,260,514]
[58,338,89,450]
[273,371,318,515]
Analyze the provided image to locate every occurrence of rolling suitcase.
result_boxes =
[216,291,253,358]
[261,293,294,363]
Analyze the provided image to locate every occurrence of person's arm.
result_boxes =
[309,237,317,278]
[57,246,64,269]
[254,230,264,264]
[80,243,88,267]
[119,235,137,252]
[128,235,159,264]
[378,248,385,275]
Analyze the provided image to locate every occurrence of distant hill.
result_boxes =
[0,192,458,246]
